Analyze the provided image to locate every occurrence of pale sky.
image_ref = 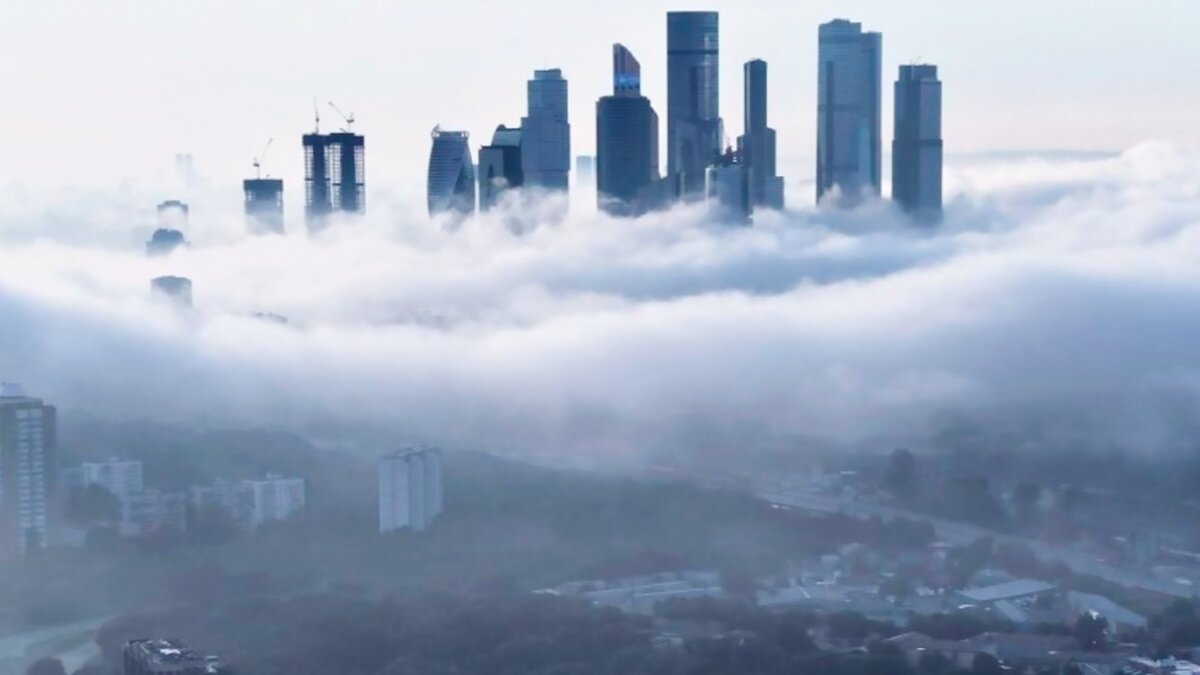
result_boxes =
[4,0,1200,204]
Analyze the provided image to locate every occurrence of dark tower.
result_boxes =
[736,59,785,210]
[597,43,660,216]
[666,11,722,198]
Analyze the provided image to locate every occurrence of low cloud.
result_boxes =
[3,142,1200,461]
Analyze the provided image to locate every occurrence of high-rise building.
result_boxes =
[667,11,723,197]
[706,148,751,224]
[0,384,57,558]
[378,447,443,534]
[892,64,943,222]
[736,59,785,210]
[239,474,306,529]
[817,19,882,204]
[427,128,476,218]
[81,459,144,500]
[521,69,571,191]
[145,229,187,257]
[478,125,524,212]
[150,276,193,308]
[596,43,660,217]
[303,131,365,231]
[575,155,595,191]
[243,178,284,234]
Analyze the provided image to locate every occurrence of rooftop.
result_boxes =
[959,578,1055,603]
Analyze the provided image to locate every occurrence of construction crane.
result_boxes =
[252,138,274,179]
[313,96,321,134]
[328,101,356,133]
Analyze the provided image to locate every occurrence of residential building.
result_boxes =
[427,127,476,218]
[240,474,306,529]
[892,64,943,221]
[521,69,571,191]
[120,490,187,537]
[736,59,784,210]
[81,458,144,499]
[379,447,443,533]
[478,125,524,211]
[303,131,365,231]
[596,43,660,216]
[0,384,57,557]
[243,178,284,234]
[667,11,723,197]
[817,19,882,204]
[705,147,750,224]
[124,639,224,675]
[150,276,193,308]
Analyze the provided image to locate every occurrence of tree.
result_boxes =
[1074,612,1109,651]
[26,658,66,675]
[883,449,918,499]
[67,484,121,524]
[971,652,1004,675]
[1013,483,1042,524]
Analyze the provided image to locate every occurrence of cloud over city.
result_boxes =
[3,143,1200,460]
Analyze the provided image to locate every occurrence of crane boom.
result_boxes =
[328,101,356,133]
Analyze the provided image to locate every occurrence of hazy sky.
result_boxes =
[4,0,1199,204]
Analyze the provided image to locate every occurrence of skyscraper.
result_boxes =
[706,147,751,224]
[667,11,723,197]
[0,384,57,558]
[736,59,785,210]
[521,69,571,191]
[893,64,943,222]
[817,19,882,204]
[427,127,476,218]
[303,131,365,231]
[478,125,524,212]
[150,276,193,308]
[596,43,660,216]
[243,178,284,234]
[378,447,443,534]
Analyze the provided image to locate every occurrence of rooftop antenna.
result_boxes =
[328,101,356,133]
[313,96,321,134]
[252,138,274,179]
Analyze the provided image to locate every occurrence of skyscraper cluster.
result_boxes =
[224,12,942,234]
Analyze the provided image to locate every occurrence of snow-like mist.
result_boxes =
[3,143,1200,460]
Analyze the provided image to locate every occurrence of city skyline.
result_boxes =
[4,1,1196,204]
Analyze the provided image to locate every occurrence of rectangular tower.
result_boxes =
[817,19,882,205]
[737,59,785,210]
[243,178,284,234]
[0,384,57,558]
[893,64,943,222]
[667,11,722,197]
[521,69,571,191]
[303,131,365,231]
[378,447,443,533]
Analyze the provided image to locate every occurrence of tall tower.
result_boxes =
[378,447,443,534]
[667,11,722,197]
[893,64,943,222]
[736,59,785,210]
[243,179,284,234]
[596,43,660,216]
[817,19,882,205]
[478,125,524,212]
[0,384,57,558]
[521,69,571,191]
[303,127,365,232]
[427,127,476,219]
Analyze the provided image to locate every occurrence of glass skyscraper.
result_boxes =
[892,64,943,222]
[427,127,476,218]
[736,59,785,210]
[521,69,570,191]
[667,11,722,197]
[303,131,365,231]
[596,43,660,217]
[817,19,881,204]
[478,125,524,212]
[243,178,284,234]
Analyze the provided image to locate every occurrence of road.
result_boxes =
[0,616,109,675]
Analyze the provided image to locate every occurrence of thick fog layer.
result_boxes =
[2,144,1199,458]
